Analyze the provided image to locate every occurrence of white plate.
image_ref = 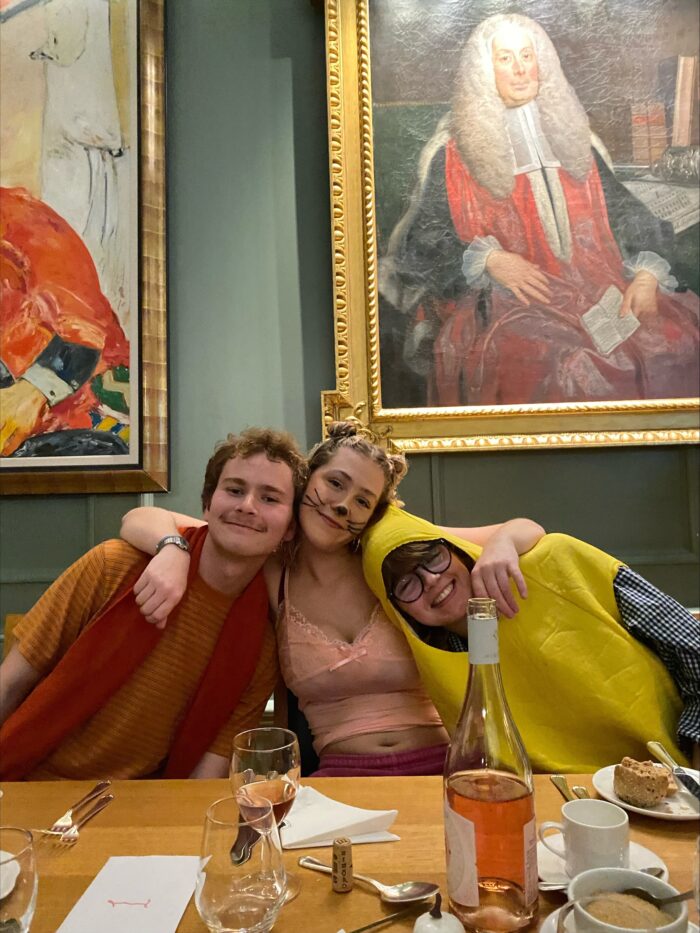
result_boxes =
[0,849,20,899]
[537,833,668,890]
[541,906,698,933]
[592,765,700,821]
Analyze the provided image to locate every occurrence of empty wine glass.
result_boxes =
[195,796,286,933]
[231,728,301,901]
[0,827,38,933]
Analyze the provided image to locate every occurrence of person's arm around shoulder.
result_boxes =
[438,518,545,618]
[120,507,205,629]
[0,645,41,725]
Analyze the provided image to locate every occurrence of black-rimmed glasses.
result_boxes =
[391,540,452,603]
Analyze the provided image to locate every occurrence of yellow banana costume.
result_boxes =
[362,505,686,772]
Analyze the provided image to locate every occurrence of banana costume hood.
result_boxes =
[362,506,685,772]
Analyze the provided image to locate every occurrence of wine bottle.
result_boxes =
[444,597,538,932]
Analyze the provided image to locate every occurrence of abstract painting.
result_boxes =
[0,0,167,493]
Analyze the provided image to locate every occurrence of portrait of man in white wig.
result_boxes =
[379,13,699,408]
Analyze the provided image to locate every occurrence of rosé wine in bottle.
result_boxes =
[444,598,537,932]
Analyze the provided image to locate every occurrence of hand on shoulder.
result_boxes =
[133,545,190,628]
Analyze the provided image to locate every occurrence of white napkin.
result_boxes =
[56,856,199,933]
[280,785,399,848]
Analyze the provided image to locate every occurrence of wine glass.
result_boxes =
[0,827,38,932]
[195,796,286,933]
[231,727,301,901]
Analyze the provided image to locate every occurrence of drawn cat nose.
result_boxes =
[334,504,348,516]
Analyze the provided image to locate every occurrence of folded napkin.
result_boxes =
[280,785,399,848]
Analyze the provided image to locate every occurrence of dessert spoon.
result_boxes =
[298,856,438,903]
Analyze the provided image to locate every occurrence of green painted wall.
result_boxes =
[1,0,697,624]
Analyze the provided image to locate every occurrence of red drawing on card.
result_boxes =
[107,898,152,908]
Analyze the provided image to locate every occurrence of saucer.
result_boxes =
[592,765,700,821]
[541,907,698,933]
[537,833,668,890]
[0,850,19,899]
[541,907,699,933]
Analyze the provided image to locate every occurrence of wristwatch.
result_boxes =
[155,534,190,555]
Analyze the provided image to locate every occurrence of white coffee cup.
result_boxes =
[538,798,629,877]
[569,867,688,933]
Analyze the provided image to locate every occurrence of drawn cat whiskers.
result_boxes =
[301,489,366,536]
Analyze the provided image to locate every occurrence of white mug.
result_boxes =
[538,798,629,877]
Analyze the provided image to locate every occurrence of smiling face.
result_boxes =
[394,550,473,629]
[300,447,386,551]
[492,24,539,108]
[204,453,295,560]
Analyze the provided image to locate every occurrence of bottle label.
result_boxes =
[523,815,538,904]
[443,798,478,906]
[467,615,499,664]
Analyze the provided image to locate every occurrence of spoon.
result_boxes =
[538,865,664,892]
[619,887,693,908]
[572,785,590,799]
[298,856,439,904]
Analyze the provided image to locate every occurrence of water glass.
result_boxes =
[0,827,38,933]
[195,796,286,933]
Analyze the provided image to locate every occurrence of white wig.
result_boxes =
[451,13,592,198]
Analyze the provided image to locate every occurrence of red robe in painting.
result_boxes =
[429,140,700,405]
[0,186,128,438]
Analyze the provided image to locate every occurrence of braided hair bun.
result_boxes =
[307,420,408,518]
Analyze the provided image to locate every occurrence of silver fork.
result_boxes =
[47,779,111,834]
[51,794,114,845]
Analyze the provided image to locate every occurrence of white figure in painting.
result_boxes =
[30,0,131,328]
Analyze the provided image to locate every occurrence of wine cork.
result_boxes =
[332,836,353,892]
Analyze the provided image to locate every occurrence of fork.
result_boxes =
[49,794,114,845]
[47,779,111,834]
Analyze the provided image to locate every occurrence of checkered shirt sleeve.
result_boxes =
[614,565,700,748]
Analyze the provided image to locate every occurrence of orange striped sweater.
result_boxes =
[13,540,278,779]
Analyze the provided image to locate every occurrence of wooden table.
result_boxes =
[0,775,696,933]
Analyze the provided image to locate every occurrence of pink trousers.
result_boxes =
[311,743,448,777]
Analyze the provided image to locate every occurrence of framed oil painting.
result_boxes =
[321,0,700,452]
[0,0,167,493]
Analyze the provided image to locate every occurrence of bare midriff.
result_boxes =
[324,723,449,755]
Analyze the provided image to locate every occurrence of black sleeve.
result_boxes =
[380,146,470,314]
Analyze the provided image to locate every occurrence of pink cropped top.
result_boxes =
[277,573,443,755]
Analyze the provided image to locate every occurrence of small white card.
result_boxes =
[56,856,199,933]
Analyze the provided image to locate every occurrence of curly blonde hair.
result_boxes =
[306,422,408,523]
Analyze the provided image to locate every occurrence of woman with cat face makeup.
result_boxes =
[120,422,544,776]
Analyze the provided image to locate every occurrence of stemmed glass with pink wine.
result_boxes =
[231,727,301,902]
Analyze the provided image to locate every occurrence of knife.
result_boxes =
[550,774,576,802]
[339,906,418,933]
[647,741,700,801]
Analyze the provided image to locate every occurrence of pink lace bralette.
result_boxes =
[276,570,442,754]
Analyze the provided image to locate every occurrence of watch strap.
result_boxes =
[155,534,191,555]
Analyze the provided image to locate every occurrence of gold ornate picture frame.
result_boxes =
[321,0,700,453]
[0,0,167,493]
